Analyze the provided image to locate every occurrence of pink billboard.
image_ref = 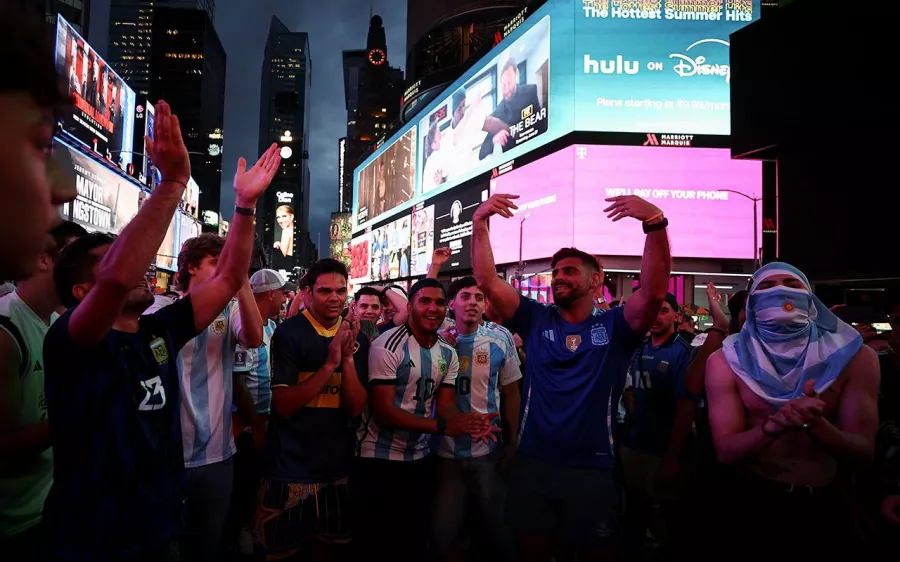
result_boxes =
[488,145,762,263]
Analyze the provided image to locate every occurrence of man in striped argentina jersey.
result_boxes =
[431,276,521,561]
[231,268,285,554]
[355,278,497,562]
[174,233,264,562]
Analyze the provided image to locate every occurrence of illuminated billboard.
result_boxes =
[272,190,297,271]
[330,212,352,269]
[418,15,550,196]
[352,0,759,233]
[54,15,137,173]
[54,137,142,235]
[409,183,489,275]
[369,214,412,283]
[488,144,763,262]
[355,127,417,225]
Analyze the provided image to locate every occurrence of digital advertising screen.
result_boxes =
[272,191,297,271]
[355,127,418,225]
[182,177,199,219]
[430,182,489,272]
[369,214,412,283]
[145,101,158,188]
[489,143,762,262]
[410,204,435,277]
[417,14,550,197]
[157,214,178,271]
[351,0,760,236]
[54,15,137,172]
[54,137,143,235]
[330,212,352,269]
[575,0,758,135]
[349,234,371,283]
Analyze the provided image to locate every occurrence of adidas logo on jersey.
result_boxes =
[405,359,416,369]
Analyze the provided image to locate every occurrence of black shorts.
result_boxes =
[254,476,351,558]
[506,453,619,549]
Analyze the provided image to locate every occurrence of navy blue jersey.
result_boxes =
[507,295,642,468]
[624,334,693,456]
[43,297,198,560]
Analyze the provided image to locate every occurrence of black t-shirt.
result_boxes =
[43,297,198,560]
[265,310,369,483]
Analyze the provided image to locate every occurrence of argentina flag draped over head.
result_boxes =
[721,262,862,407]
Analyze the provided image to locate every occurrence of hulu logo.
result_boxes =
[583,54,639,75]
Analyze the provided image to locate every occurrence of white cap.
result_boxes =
[250,269,287,294]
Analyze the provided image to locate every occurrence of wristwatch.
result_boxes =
[643,217,668,234]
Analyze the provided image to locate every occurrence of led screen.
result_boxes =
[411,183,490,274]
[54,16,136,172]
[355,127,417,225]
[369,214,412,283]
[418,15,550,196]
[330,212,352,270]
[489,144,762,262]
[54,138,142,235]
[349,234,371,283]
[574,0,755,135]
[352,0,760,234]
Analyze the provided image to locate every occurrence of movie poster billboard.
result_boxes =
[272,190,297,271]
[355,127,417,226]
[54,15,137,173]
[54,138,142,235]
[330,212,352,269]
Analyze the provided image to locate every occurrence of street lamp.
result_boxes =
[514,213,531,285]
[716,189,762,270]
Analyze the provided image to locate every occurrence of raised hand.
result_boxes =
[327,322,349,366]
[234,143,281,205]
[342,310,360,358]
[432,247,452,268]
[473,194,519,222]
[145,100,190,184]
[603,195,662,223]
[706,282,729,330]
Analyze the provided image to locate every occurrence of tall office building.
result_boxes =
[107,0,215,96]
[149,6,226,220]
[340,15,403,213]
[24,0,92,34]
[259,16,314,274]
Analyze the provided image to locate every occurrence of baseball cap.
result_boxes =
[250,269,287,294]
[664,293,681,313]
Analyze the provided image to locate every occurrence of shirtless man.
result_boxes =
[706,262,879,557]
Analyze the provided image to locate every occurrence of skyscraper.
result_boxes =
[258,16,313,274]
[26,0,92,34]
[340,15,404,213]
[149,6,226,221]
[107,0,215,96]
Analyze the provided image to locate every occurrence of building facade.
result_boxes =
[148,6,226,222]
[28,0,91,34]
[258,16,314,275]
[107,0,215,96]
[340,16,404,213]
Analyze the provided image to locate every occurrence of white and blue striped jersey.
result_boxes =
[177,301,242,467]
[439,322,522,459]
[357,324,458,461]
[233,319,276,414]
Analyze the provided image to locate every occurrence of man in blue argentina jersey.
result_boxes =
[231,268,285,554]
[174,232,264,562]
[620,293,694,555]
[355,278,496,562]
[471,193,671,562]
[432,276,521,562]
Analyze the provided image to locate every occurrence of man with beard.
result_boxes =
[471,193,671,562]
[705,262,879,558]
[0,3,77,281]
[41,102,278,561]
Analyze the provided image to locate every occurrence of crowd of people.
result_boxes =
[1,4,899,562]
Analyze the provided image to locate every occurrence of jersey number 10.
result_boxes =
[413,378,436,401]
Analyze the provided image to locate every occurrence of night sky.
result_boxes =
[91,0,407,253]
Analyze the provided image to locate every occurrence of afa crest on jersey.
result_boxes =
[438,358,449,375]
[213,317,227,335]
[475,349,489,365]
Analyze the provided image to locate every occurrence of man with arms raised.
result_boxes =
[257,259,369,560]
[432,276,521,562]
[42,102,279,561]
[705,262,879,557]
[355,279,496,562]
[472,193,671,562]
